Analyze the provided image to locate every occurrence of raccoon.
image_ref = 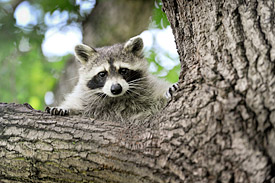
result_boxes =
[46,36,178,122]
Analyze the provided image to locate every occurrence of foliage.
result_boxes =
[148,0,180,83]
[0,0,179,110]
[0,40,66,109]
[147,49,180,83]
[152,0,170,29]
[0,0,82,110]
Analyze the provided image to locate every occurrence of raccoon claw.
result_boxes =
[45,107,69,116]
[166,83,179,99]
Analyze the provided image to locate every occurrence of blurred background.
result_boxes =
[0,0,180,110]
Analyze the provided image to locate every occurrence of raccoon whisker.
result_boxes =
[125,91,135,99]
[85,94,98,101]
[101,93,108,102]
[86,93,105,102]
[82,90,101,94]
[128,83,144,86]
[87,94,102,108]
[127,89,142,96]
[128,79,147,84]
[86,98,97,106]
[129,83,143,87]
[86,95,101,102]
[126,90,136,97]
[98,93,107,98]
[84,94,102,117]
[128,91,142,99]
[83,90,104,97]
[129,86,144,91]
[84,90,102,98]
[128,77,148,84]
[84,93,98,98]
[129,83,144,88]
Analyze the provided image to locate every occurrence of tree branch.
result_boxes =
[0,103,168,182]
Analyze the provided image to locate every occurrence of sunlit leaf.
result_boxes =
[151,0,170,29]
[165,65,181,83]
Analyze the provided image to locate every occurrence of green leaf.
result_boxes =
[151,0,170,29]
[165,65,181,83]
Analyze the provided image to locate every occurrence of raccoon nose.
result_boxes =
[111,83,123,95]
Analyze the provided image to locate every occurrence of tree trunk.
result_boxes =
[160,0,275,182]
[1,0,275,183]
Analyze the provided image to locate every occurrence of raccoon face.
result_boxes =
[74,37,145,98]
[86,63,143,97]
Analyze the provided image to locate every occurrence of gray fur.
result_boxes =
[46,37,174,122]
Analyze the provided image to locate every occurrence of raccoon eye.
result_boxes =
[119,68,129,75]
[98,71,107,78]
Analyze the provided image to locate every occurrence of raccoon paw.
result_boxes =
[165,83,179,99]
[45,106,69,116]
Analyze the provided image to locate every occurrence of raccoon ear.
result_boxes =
[123,36,144,57]
[74,44,97,64]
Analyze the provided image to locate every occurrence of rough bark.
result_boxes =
[160,0,275,182]
[1,0,275,183]
[0,103,162,182]
[53,0,154,106]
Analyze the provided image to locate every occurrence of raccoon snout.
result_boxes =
[111,83,123,95]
